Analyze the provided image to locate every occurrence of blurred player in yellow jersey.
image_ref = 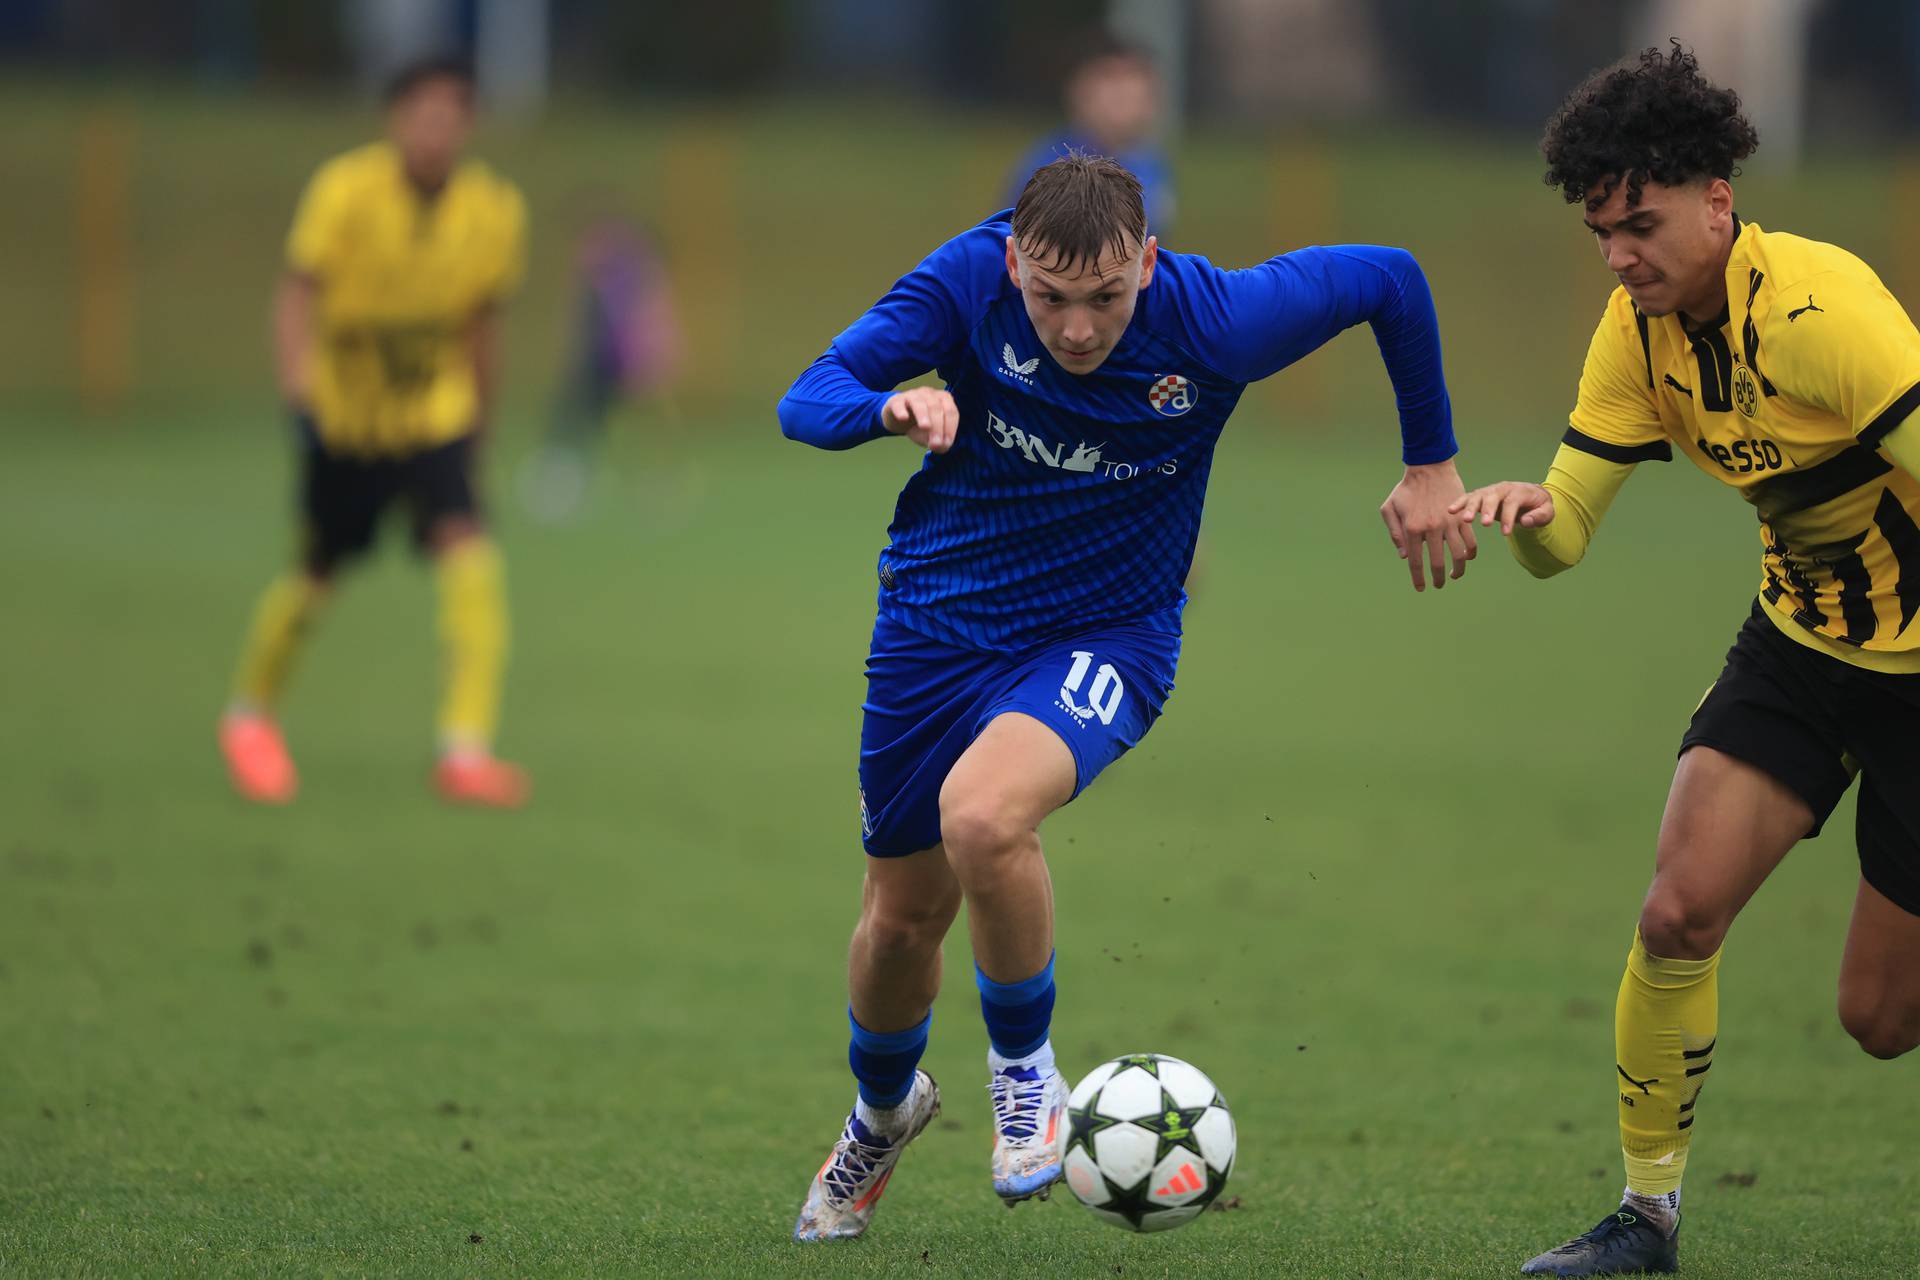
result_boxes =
[1454,44,1920,1276]
[221,56,530,809]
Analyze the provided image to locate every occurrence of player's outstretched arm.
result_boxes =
[777,351,898,451]
[1178,243,1471,590]
[1450,445,1635,579]
[1334,248,1477,592]
[1470,295,1664,578]
[1452,480,1556,534]
[778,361,959,454]
[777,224,1003,453]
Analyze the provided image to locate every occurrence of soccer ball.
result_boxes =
[1062,1052,1236,1232]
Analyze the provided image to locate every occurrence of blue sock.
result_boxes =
[847,1008,931,1108]
[976,954,1055,1060]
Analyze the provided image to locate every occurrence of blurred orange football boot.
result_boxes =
[434,752,530,809]
[219,711,298,804]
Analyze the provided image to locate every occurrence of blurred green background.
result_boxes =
[5,75,1918,428]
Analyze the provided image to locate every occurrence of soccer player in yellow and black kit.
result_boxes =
[220,56,530,809]
[1455,46,1920,1276]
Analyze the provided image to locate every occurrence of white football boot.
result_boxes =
[988,1057,1070,1204]
[792,1071,940,1241]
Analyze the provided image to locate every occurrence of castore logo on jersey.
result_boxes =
[1001,344,1040,385]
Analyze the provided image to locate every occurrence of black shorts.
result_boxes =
[297,417,479,573]
[1681,601,1920,915]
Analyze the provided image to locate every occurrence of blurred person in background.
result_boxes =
[520,213,684,521]
[220,54,531,809]
[1005,32,1175,238]
[1455,44,1920,1277]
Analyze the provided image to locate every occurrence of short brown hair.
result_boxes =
[1012,153,1147,272]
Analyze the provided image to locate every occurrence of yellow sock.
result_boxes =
[230,572,327,711]
[435,537,509,752]
[1616,930,1719,1199]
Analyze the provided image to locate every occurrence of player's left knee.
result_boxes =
[937,791,1031,873]
[1838,994,1920,1060]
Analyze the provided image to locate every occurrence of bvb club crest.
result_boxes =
[1148,374,1196,417]
[1732,364,1760,419]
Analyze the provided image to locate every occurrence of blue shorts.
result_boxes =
[858,610,1179,857]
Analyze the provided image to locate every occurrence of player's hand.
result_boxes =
[1448,482,1556,535]
[881,387,959,454]
[1380,458,1477,592]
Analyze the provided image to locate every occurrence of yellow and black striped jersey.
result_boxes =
[288,142,526,456]
[1563,218,1920,672]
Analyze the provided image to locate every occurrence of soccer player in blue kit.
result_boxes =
[780,155,1475,1240]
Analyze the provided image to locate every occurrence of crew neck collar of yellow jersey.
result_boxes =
[377,140,453,206]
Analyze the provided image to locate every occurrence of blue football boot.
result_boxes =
[1521,1205,1679,1276]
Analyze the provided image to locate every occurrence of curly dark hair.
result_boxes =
[1542,41,1758,209]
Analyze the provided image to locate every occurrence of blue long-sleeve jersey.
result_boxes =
[778,212,1456,654]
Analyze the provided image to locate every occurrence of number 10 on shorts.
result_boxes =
[1060,651,1124,725]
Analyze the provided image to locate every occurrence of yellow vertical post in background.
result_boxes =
[971,127,1021,218]
[660,119,743,412]
[76,109,135,416]
[1266,136,1335,425]
[1892,150,1920,315]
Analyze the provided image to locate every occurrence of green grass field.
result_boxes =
[2,401,1914,1278]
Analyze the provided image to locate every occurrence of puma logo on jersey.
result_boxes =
[1787,295,1824,322]
[1002,344,1041,382]
[1617,1064,1658,1096]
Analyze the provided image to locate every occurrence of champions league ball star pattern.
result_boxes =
[1063,1053,1236,1232]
